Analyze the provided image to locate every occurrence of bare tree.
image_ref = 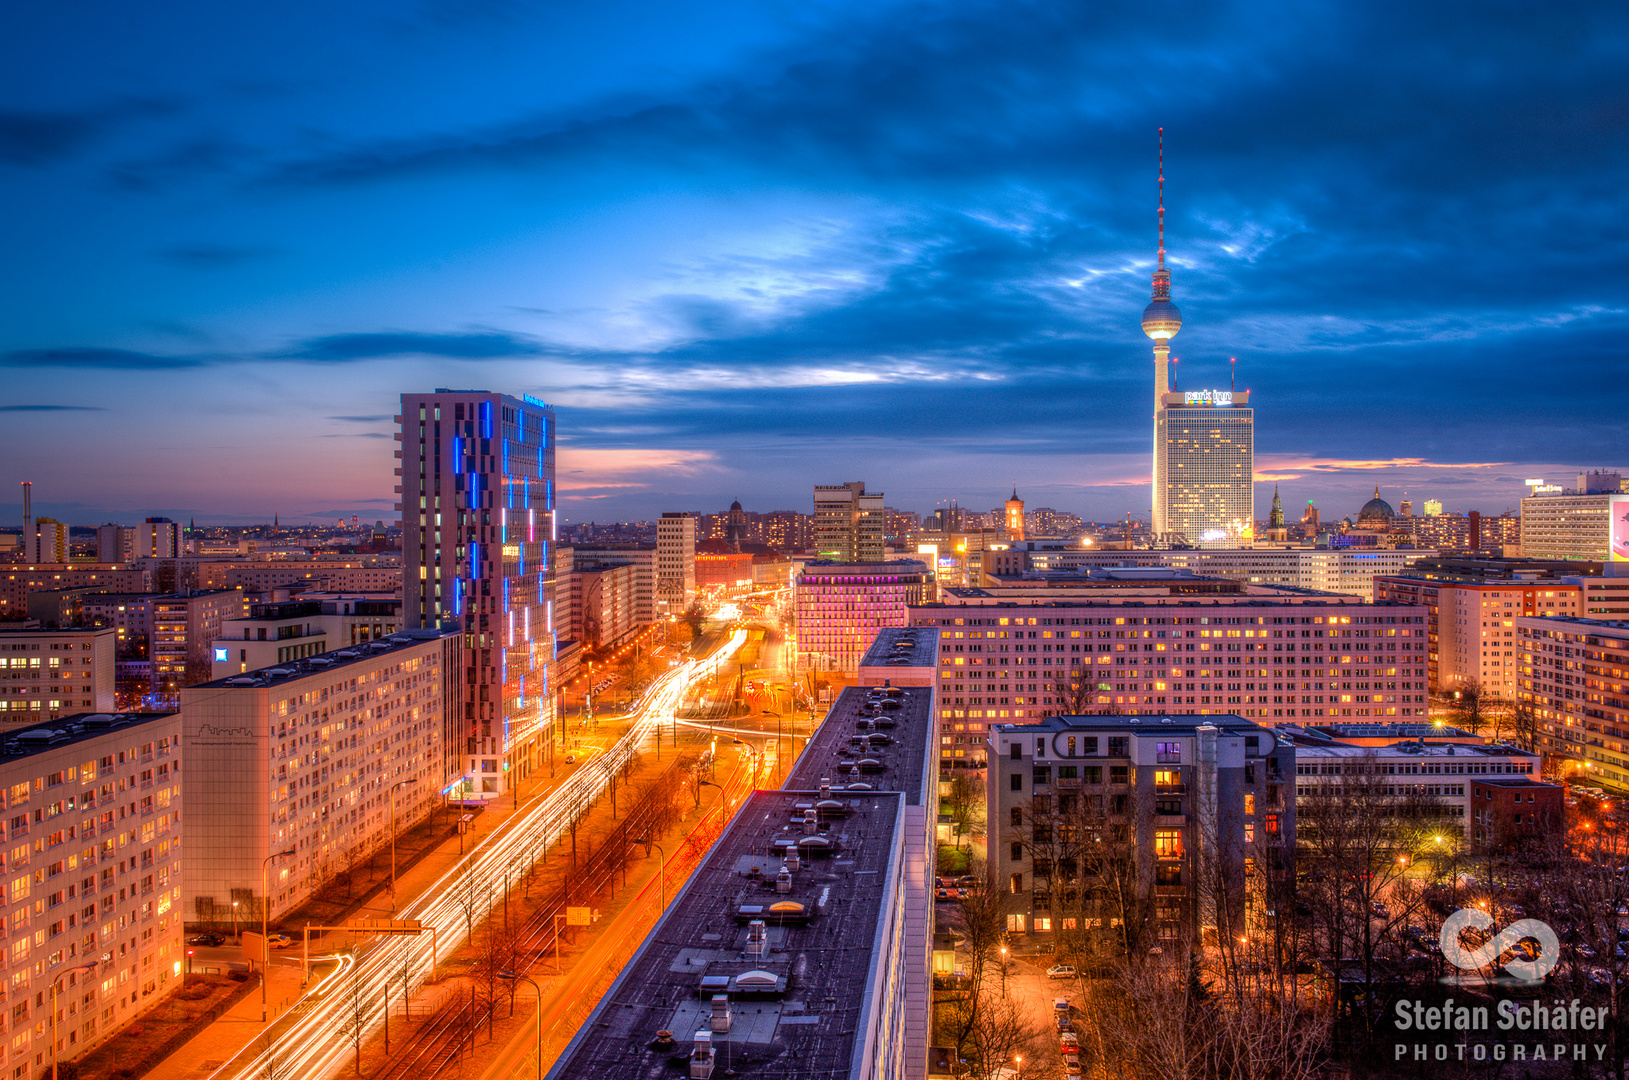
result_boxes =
[1504,694,1541,752]
[1448,678,1490,736]
[453,858,481,940]
[1049,667,1096,716]
[948,983,1052,1080]
[337,967,370,1076]
[947,862,1006,1052]
[468,921,520,1039]
[944,775,981,850]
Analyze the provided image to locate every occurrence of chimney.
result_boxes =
[21,481,31,528]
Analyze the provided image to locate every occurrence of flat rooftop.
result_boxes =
[993,712,1270,737]
[925,594,1389,608]
[190,628,452,689]
[786,684,935,808]
[547,679,937,1080]
[1289,737,1536,760]
[856,626,939,671]
[0,711,177,760]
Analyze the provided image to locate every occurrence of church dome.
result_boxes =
[1357,487,1396,523]
[730,500,743,512]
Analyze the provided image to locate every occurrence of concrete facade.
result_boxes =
[0,628,117,724]
[180,629,458,924]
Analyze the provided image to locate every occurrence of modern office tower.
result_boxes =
[1520,615,1629,789]
[399,390,555,799]
[0,710,185,1075]
[916,595,1429,771]
[149,589,246,701]
[656,512,696,611]
[1004,488,1025,542]
[813,482,886,563]
[986,713,1294,942]
[0,627,117,721]
[794,560,932,675]
[1375,576,1580,696]
[545,679,938,1080]
[1400,500,1414,519]
[1520,472,1629,561]
[181,630,458,923]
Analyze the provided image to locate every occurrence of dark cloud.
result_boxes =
[1,347,202,370]
[327,414,391,422]
[0,404,106,413]
[318,432,392,439]
[156,244,278,269]
[0,98,177,167]
[283,331,544,360]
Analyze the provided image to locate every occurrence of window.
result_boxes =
[1011,842,1023,861]
[1006,913,1027,933]
[1032,767,1051,785]
[1156,864,1182,886]
[1156,741,1181,763]
[1108,737,1129,756]
[1010,743,1022,760]
[1010,807,1022,827]
[1154,769,1180,789]
[1154,829,1182,858]
[1011,773,1023,792]
[1084,737,1098,754]
[1010,873,1023,894]
[1109,765,1128,785]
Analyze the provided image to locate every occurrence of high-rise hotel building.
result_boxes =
[1142,135,1255,547]
[399,390,556,799]
[814,482,886,563]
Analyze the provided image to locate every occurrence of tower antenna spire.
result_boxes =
[1230,356,1235,392]
[1158,127,1166,271]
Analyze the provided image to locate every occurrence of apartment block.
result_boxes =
[1287,732,1543,840]
[0,710,185,1076]
[986,714,1294,941]
[557,545,658,631]
[655,513,696,612]
[209,596,404,678]
[181,629,459,924]
[913,597,1429,770]
[1375,576,1581,695]
[1518,615,1629,790]
[96,520,180,562]
[0,568,150,620]
[794,560,932,675]
[150,590,246,700]
[993,542,1434,602]
[0,628,116,724]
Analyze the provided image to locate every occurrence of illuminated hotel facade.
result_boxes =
[793,560,931,675]
[1154,390,1256,546]
[399,390,556,799]
[1518,615,1629,791]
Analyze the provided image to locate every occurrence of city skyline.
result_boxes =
[3,2,1626,525]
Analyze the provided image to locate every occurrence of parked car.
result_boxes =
[564,754,576,764]
[266,933,295,949]
[1047,964,1078,980]
[187,933,224,947]
[1060,1032,1080,1052]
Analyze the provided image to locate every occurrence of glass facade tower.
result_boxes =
[399,389,556,799]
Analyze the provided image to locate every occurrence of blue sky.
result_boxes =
[2,0,1625,528]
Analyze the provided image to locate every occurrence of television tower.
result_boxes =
[1141,129,1183,539]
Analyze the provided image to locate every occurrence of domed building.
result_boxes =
[1353,487,1397,533]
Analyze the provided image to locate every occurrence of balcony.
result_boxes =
[1154,783,1187,794]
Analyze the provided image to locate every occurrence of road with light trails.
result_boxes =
[207,628,751,1080]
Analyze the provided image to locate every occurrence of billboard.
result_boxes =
[1612,494,1629,563]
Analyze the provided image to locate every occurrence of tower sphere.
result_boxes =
[1142,295,1182,340]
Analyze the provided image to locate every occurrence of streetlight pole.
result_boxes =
[51,962,97,1080]
[231,899,238,940]
[262,847,296,1022]
[390,778,418,911]
[632,838,668,912]
[498,970,543,1080]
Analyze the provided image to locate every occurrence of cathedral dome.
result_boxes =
[1357,487,1396,523]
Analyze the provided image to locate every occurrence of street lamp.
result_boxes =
[262,847,296,1021]
[632,838,668,912]
[231,899,239,939]
[390,778,418,910]
[51,962,98,1080]
[498,970,544,1080]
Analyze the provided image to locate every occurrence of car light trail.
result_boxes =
[209,629,749,1080]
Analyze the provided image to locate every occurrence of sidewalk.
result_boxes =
[142,963,308,1080]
